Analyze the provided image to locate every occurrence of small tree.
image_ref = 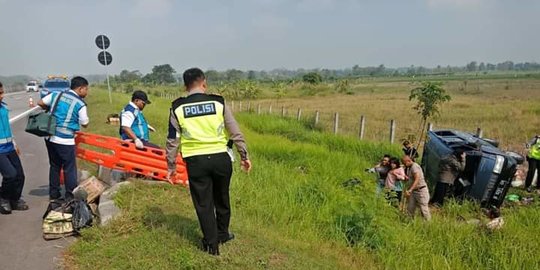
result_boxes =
[409,81,451,150]
[272,81,286,104]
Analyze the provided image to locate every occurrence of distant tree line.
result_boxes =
[109,60,540,86]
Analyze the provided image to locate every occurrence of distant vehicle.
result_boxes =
[40,75,70,98]
[26,81,39,92]
[422,129,524,209]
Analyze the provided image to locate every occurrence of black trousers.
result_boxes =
[45,140,78,200]
[525,157,540,188]
[431,182,451,206]
[185,152,233,245]
[0,150,25,201]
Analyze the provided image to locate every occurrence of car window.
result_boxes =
[27,83,36,86]
[44,81,70,88]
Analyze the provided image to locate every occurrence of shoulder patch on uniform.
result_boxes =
[183,102,217,118]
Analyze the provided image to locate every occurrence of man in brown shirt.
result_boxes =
[403,155,431,221]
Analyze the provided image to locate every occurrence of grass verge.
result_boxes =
[66,89,540,270]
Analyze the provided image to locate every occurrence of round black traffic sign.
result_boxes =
[95,35,110,50]
[98,51,113,66]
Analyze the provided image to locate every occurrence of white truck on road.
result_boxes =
[26,80,39,92]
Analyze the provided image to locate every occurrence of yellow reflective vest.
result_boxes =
[172,93,228,158]
[529,142,540,160]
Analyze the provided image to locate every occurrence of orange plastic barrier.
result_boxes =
[75,132,188,185]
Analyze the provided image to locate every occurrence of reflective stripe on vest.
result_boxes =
[51,91,86,139]
[0,137,13,144]
[0,103,15,153]
[174,99,228,158]
[529,143,540,160]
[120,105,149,141]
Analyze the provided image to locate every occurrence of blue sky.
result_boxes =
[0,0,538,76]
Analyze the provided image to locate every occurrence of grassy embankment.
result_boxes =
[66,89,540,270]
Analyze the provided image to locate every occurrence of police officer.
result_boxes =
[430,149,466,206]
[0,81,28,214]
[38,76,89,200]
[525,135,540,193]
[119,90,159,148]
[166,68,252,256]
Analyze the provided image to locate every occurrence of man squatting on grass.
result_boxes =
[166,68,252,256]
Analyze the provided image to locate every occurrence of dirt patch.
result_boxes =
[268,252,288,267]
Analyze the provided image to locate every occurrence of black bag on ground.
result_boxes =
[25,91,64,137]
[70,199,93,231]
[42,198,93,240]
[42,199,75,240]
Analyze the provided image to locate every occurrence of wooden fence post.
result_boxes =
[281,107,285,117]
[359,115,365,139]
[297,108,302,121]
[269,105,272,114]
[231,100,234,112]
[333,112,339,135]
[239,101,243,111]
[389,119,396,143]
[314,111,320,126]
[247,101,251,112]
[257,104,261,115]
[476,127,483,138]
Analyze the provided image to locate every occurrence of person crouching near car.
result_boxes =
[403,155,431,221]
[0,82,29,214]
[402,140,419,161]
[385,157,407,204]
[119,90,160,149]
[430,149,466,207]
[366,154,391,194]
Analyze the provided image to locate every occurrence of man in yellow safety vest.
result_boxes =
[166,68,252,256]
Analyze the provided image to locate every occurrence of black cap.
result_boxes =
[132,90,151,104]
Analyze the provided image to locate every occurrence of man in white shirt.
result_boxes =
[119,90,159,149]
[38,77,89,200]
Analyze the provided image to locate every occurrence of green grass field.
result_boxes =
[66,87,540,270]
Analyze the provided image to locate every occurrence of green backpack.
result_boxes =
[25,92,64,137]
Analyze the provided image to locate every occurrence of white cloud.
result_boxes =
[131,0,172,18]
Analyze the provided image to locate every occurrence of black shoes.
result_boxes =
[218,233,235,244]
[10,199,29,211]
[0,198,30,214]
[199,232,235,256]
[0,198,12,214]
[208,244,220,256]
[200,239,220,256]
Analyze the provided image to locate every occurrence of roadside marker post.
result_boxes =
[95,34,113,104]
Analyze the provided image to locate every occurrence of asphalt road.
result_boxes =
[0,91,71,270]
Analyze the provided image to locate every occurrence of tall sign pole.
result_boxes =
[95,34,113,103]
